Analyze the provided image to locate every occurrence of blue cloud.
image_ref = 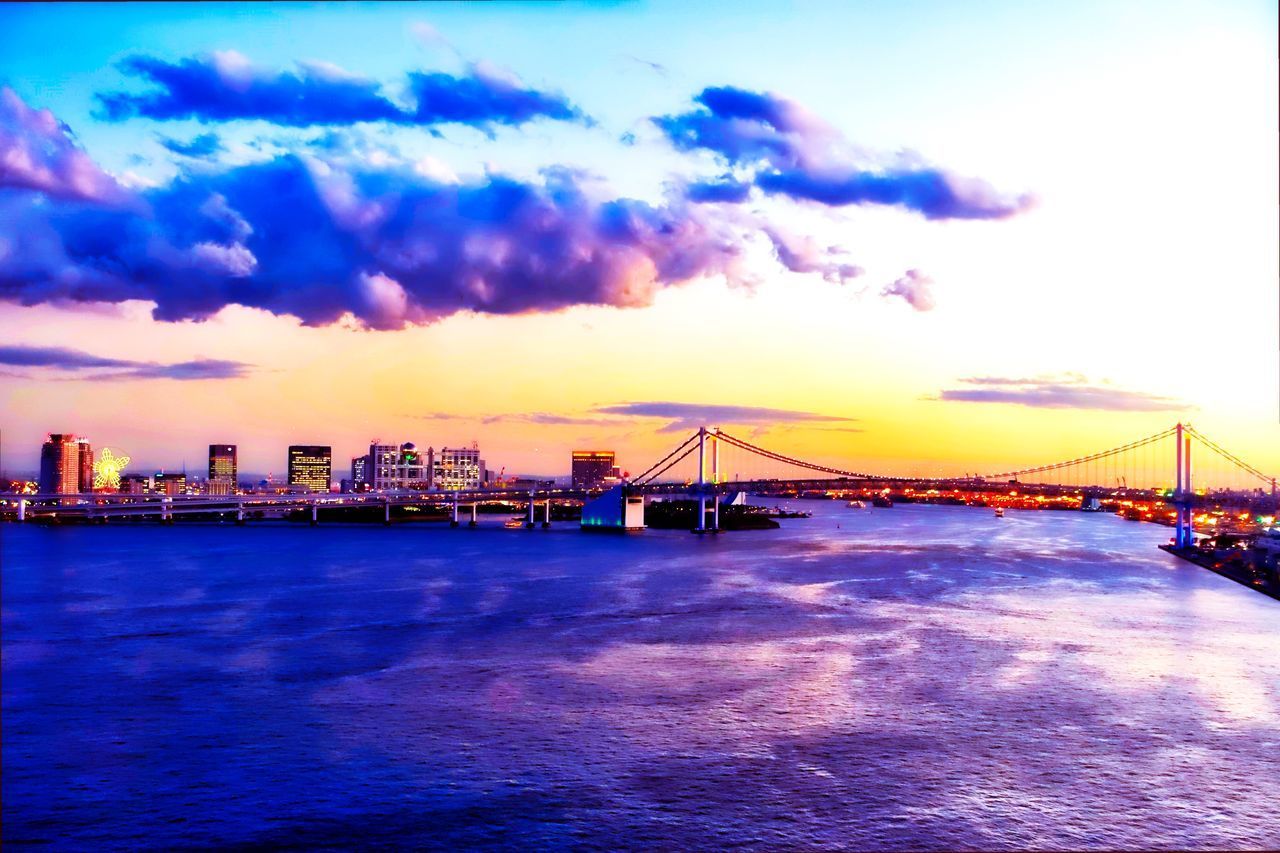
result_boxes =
[96,52,587,131]
[685,177,752,203]
[0,345,135,369]
[935,377,1186,411]
[157,132,225,158]
[0,345,251,380]
[594,401,857,432]
[657,86,1034,220]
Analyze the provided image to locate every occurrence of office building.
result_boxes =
[572,450,618,491]
[208,444,237,495]
[287,445,332,492]
[119,474,151,494]
[361,441,433,490]
[434,446,482,491]
[152,472,187,495]
[39,433,93,494]
[350,454,369,491]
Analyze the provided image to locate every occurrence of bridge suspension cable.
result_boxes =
[979,426,1176,482]
[631,431,700,484]
[1184,425,1276,487]
[635,441,701,485]
[714,430,879,480]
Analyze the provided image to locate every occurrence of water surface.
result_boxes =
[3,503,1278,849]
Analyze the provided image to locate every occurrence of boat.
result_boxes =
[994,507,1005,517]
[847,500,867,509]
[504,517,526,529]
[871,495,893,508]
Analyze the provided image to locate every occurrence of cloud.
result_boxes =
[881,269,935,311]
[934,376,1188,411]
[2,90,790,330]
[1,89,955,330]
[656,86,1034,220]
[413,411,618,427]
[96,52,587,131]
[685,176,752,203]
[593,401,857,432]
[0,345,251,380]
[413,403,857,434]
[0,344,136,369]
[157,132,224,158]
[0,86,130,204]
[764,226,863,285]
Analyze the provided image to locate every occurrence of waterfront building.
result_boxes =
[363,441,433,490]
[572,450,618,491]
[208,444,237,495]
[152,472,187,495]
[119,474,151,494]
[351,455,369,491]
[287,446,332,492]
[38,433,93,494]
[434,446,482,491]
[369,442,399,490]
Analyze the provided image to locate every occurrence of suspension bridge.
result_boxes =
[7,423,1277,546]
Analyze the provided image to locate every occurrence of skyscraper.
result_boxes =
[288,446,332,492]
[572,450,617,491]
[208,444,237,495]
[39,434,92,494]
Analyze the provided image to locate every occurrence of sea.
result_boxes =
[3,501,1278,850]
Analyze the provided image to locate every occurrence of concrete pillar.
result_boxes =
[17,498,26,522]
[469,502,478,527]
[236,503,245,525]
[310,500,318,526]
[526,492,536,529]
[542,499,551,528]
[162,496,173,524]
[384,496,391,525]
[451,493,460,527]
[712,493,720,532]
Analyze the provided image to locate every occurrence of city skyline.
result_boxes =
[1,0,1277,479]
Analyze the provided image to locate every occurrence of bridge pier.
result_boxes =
[310,500,318,526]
[526,492,536,529]
[451,493,460,527]
[17,498,26,522]
[161,496,173,525]
[469,502,478,527]
[235,504,245,525]
[543,499,551,528]
[383,496,391,526]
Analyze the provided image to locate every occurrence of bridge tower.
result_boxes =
[1174,422,1193,549]
[694,426,721,533]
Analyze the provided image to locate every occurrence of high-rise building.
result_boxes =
[208,444,237,495]
[369,442,399,490]
[572,450,617,491]
[288,445,332,492]
[434,446,482,491]
[39,433,92,494]
[364,441,433,490]
[351,454,369,491]
[152,472,187,495]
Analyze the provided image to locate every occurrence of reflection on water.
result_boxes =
[3,503,1278,850]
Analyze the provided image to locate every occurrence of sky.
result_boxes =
[1,0,1277,482]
